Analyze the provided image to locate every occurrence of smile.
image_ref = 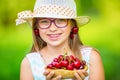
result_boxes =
[47,33,62,40]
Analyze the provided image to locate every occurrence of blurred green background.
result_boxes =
[0,0,120,80]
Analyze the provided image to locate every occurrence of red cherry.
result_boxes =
[61,60,69,67]
[67,64,74,70]
[79,65,84,69]
[72,27,78,34]
[55,62,61,69]
[70,55,75,59]
[81,60,86,66]
[75,57,80,62]
[58,55,64,61]
[65,56,70,61]
[70,62,74,67]
[51,61,57,67]
[70,33,74,39]
[70,55,75,62]
[34,29,39,35]
[53,58,58,62]
[51,61,61,69]
[47,64,53,69]
[74,60,81,69]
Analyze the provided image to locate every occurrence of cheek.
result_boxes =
[62,26,71,38]
[65,26,72,34]
[39,29,46,38]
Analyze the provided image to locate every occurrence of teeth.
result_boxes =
[49,34,60,37]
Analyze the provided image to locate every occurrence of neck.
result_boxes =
[39,41,74,65]
[46,43,70,55]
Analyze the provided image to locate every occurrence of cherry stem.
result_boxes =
[63,48,67,60]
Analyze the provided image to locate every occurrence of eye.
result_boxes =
[56,19,67,24]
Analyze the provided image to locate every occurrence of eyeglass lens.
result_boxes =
[38,18,68,29]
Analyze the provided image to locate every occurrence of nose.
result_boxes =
[49,22,57,31]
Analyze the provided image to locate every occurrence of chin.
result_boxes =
[48,42,62,47]
[48,40,68,47]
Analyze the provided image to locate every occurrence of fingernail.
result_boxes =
[45,70,49,73]
[51,71,54,74]
[82,70,86,73]
[58,75,62,80]
[58,75,62,78]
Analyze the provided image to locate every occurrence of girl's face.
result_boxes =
[37,18,72,47]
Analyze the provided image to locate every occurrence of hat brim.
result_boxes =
[24,16,90,27]
[74,16,90,27]
[16,10,90,27]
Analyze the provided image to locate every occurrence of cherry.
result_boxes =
[51,61,61,68]
[51,61,57,67]
[74,60,81,69]
[79,65,84,69]
[67,64,74,70]
[55,62,61,69]
[70,55,75,62]
[81,60,86,66]
[70,33,74,39]
[58,55,64,61]
[65,56,70,61]
[34,29,40,36]
[72,27,78,34]
[61,60,69,67]
[47,64,53,69]
[70,62,74,67]
[70,55,75,60]
[53,58,58,62]
[47,54,86,70]
[75,57,80,62]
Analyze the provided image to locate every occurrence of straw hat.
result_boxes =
[16,0,90,26]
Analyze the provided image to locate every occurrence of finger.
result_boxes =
[82,70,88,77]
[52,75,62,80]
[72,77,76,80]
[77,71,86,80]
[43,70,50,76]
[46,71,54,80]
[74,72,82,80]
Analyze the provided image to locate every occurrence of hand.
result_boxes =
[43,70,62,80]
[73,70,88,80]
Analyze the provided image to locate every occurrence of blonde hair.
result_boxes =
[30,18,83,60]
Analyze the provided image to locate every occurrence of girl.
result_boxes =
[16,0,105,80]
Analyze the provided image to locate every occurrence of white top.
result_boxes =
[26,47,92,80]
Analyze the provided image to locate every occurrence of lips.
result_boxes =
[47,33,61,40]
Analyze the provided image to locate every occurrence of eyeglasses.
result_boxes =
[37,18,68,29]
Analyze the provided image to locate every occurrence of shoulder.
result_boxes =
[20,52,38,80]
[20,57,30,74]
[90,48,102,64]
[21,52,40,67]
[26,52,39,57]
[80,46,105,80]
[21,57,29,66]
[80,46,92,57]
[80,46,100,57]
[89,48,105,80]
[80,45,92,52]
[90,48,104,70]
[20,57,34,80]
[80,46,102,65]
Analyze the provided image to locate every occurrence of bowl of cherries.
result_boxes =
[46,52,88,79]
